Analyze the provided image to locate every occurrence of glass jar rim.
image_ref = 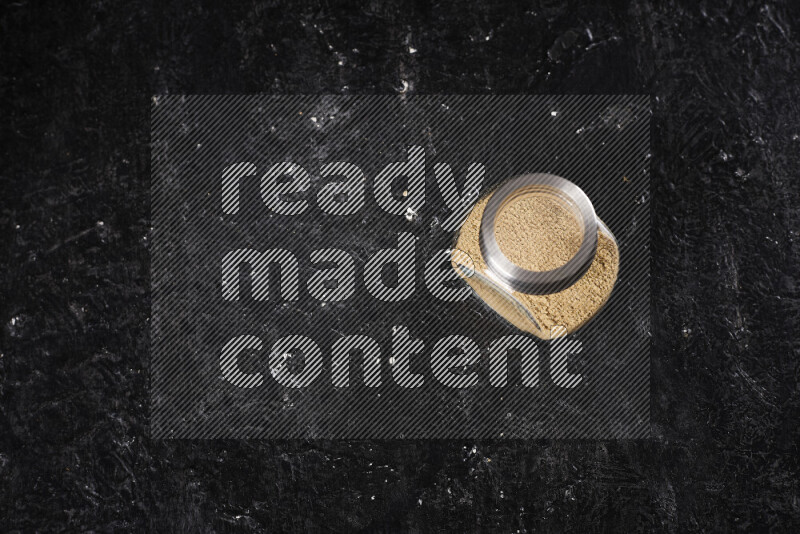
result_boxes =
[479,173,598,295]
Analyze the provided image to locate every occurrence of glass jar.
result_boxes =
[452,173,620,340]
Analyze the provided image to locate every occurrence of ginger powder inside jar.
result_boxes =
[452,174,620,340]
[494,193,584,272]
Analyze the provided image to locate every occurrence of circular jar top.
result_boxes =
[479,173,598,295]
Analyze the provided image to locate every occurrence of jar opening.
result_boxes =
[479,173,598,295]
[494,191,584,272]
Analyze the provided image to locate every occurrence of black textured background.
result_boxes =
[1,1,798,532]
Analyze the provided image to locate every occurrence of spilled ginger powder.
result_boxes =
[453,192,619,339]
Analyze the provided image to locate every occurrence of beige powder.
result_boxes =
[494,193,583,271]
[452,192,619,339]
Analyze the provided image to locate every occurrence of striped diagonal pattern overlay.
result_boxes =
[151,95,650,439]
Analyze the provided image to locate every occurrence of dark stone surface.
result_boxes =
[1,0,798,531]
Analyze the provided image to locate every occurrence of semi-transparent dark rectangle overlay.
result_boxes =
[151,95,650,438]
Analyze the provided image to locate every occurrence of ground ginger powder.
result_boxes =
[494,194,583,271]
[452,193,619,339]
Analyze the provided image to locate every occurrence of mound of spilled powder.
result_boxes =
[452,192,619,339]
[494,194,583,271]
